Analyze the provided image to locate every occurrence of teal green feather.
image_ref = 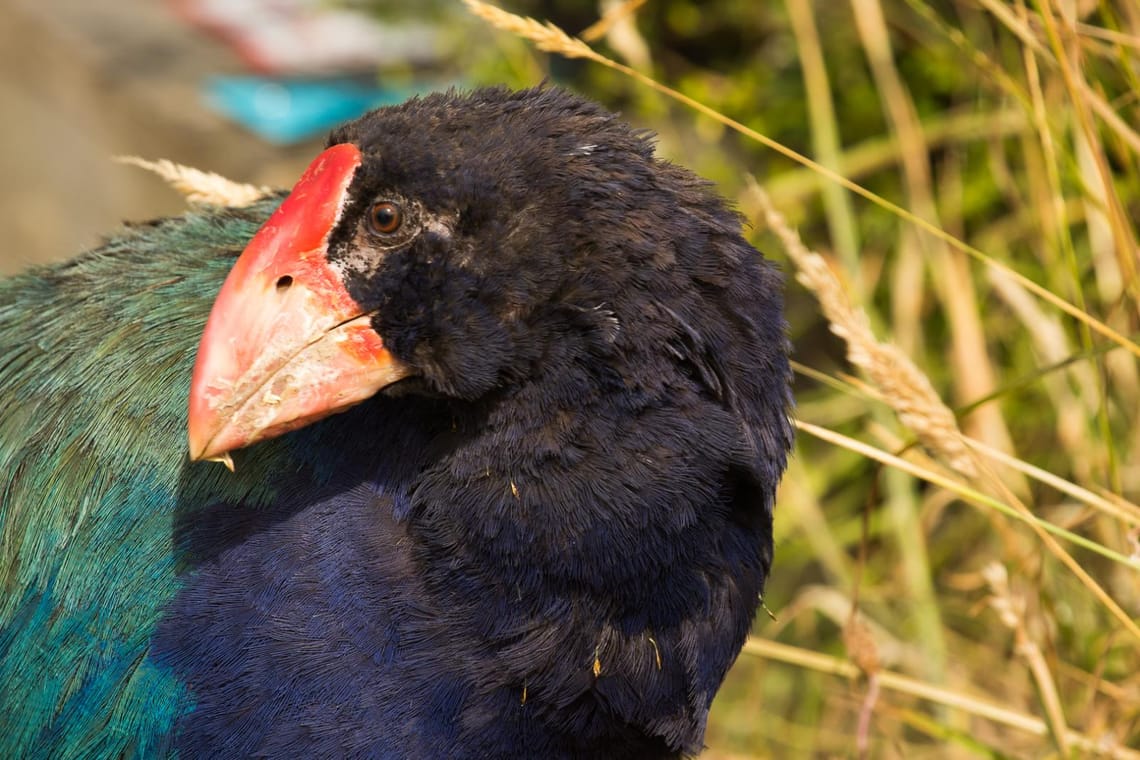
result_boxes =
[0,199,284,755]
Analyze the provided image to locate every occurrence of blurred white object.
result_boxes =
[172,0,445,74]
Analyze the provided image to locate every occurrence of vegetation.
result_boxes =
[378,1,1140,755]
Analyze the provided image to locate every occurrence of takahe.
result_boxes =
[0,86,791,758]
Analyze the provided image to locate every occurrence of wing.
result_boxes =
[0,198,311,756]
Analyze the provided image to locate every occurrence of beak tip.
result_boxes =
[187,422,220,463]
[187,435,236,472]
[187,445,210,464]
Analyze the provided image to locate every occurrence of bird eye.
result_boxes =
[368,202,403,235]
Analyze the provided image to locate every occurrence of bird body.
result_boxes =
[0,87,791,758]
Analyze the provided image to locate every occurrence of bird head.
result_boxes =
[188,86,788,470]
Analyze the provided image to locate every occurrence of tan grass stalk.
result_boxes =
[1016,0,1124,488]
[902,0,1032,108]
[114,157,271,208]
[793,350,1140,525]
[751,134,1140,680]
[750,181,977,477]
[987,266,1101,483]
[462,0,1140,362]
[796,419,1140,637]
[969,438,1140,526]
[752,151,948,674]
[784,0,861,290]
[977,0,1140,157]
[866,413,1140,657]
[1074,21,1140,50]
[579,0,649,43]
[462,0,598,60]
[982,562,1070,754]
[850,0,1015,461]
[755,185,1140,649]
[760,107,1028,209]
[586,0,651,71]
[741,637,1139,757]
[753,175,1140,650]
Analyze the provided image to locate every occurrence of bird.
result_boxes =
[0,85,792,758]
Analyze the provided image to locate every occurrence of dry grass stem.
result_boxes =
[794,420,1140,572]
[750,181,977,476]
[1074,21,1140,49]
[791,356,1136,525]
[982,562,1070,754]
[1030,0,1139,295]
[741,637,1138,757]
[579,0,649,43]
[462,0,598,60]
[753,161,1136,650]
[852,0,1015,457]
[114,157,271,208]
[751,113,1140,667]
[784,0,862,290]
[964,437,1140,526]
[843,614,882,758]
[800,417,1140,655]
[979,0,1140,157]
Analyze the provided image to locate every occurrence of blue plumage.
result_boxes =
[0,87,792,758]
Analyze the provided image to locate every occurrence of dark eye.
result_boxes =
[368,202,403,235]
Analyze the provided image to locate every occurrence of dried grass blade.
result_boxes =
[741,637,1140,758]
[796,419,1140,638]
[114,156,271,207]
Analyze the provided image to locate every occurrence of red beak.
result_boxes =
[187,143,409,462]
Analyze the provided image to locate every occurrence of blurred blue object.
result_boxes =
[205,76,432,144]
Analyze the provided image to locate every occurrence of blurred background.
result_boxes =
[4,0,1140,757]
[0,0,445,274]
[1,0,293,274]
[0,0,626,274]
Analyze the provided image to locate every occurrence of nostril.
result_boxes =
[275,275,293,293]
